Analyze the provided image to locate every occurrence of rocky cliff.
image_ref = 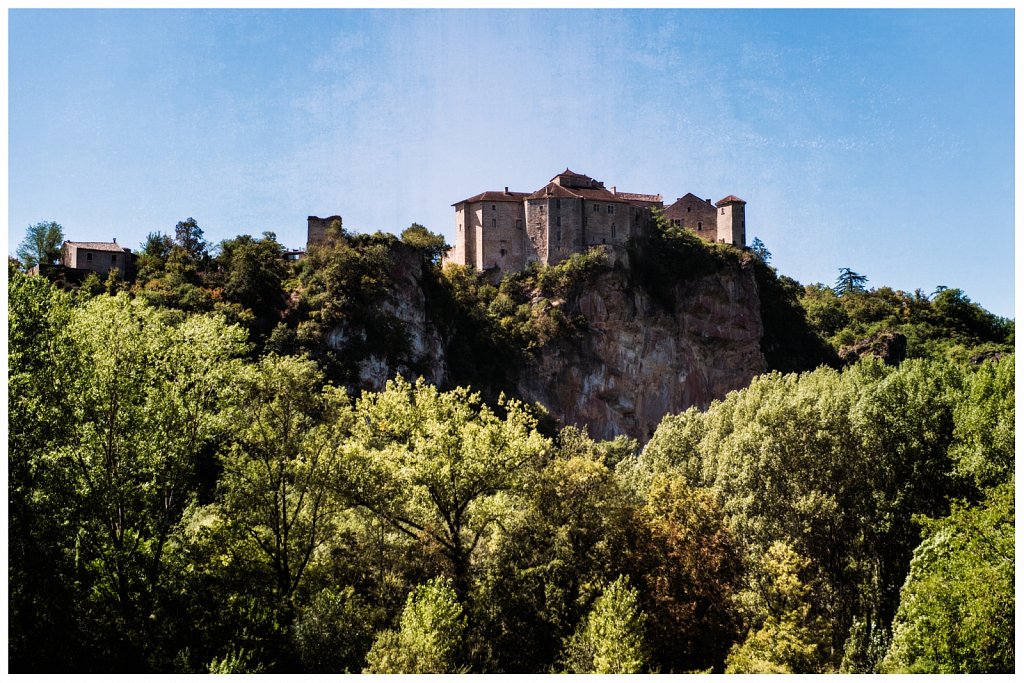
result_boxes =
[323,242,769,444]
[516,250,765,441]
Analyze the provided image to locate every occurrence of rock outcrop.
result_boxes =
[516,256,765,442]
[327,243,766,444]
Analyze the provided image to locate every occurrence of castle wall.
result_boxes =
[307,215,342,249]
[451,206,470,266]
[664,195,718,240]
[478,200,527,271]
[582,199,647,247]
[547,197,583,264]
[525,199,550,264]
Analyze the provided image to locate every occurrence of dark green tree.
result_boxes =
[174,217,209,262]
[16,220,64,270]
[749,237,772,264]
[834,267,869,295]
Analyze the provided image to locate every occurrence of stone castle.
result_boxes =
[445,169,747,272]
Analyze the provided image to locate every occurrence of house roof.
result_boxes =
[527,182,659,205]
[526,183,580,200]
[453,190,530,206]
[550,168,595,183]
[64,241,131,253]
[715,195,746,206]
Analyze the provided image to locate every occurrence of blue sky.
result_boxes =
[8,9,1015,317]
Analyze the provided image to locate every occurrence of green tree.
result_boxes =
[749,236,772,264]
[725,541,826,673]
[467,427,635,672]
[364,577,467,673]
[336,377,550,598]
[293,586,380,673]
[216,354,351,621]
[630,475,742,672]
[561,575,648,673]
[949,354,1014,490]
[59,294,247,668]
[880,481,1014,673]
[834,267,868,295]
[135,232,175,286]
[174,217,209,263]
[216,232,288,338]
[400,223,450,265]
[16,220,64,269]
[8,271,85,670]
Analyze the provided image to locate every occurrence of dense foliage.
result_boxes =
[8,221,1014,673]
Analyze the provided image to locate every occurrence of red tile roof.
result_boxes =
[715,195,746,206]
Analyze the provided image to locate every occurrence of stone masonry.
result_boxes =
[447,169,746,273]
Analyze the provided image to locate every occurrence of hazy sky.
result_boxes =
[8,9,1015,317]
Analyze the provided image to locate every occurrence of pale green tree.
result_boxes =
[61,294,248,665]
[335,377,550,597]
[364,577,466,673]
[880,480,1014,673]
[725,541,827,673]
[561,575,648,673]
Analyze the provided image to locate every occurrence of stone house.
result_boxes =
[447,169,746,273]
[60,240,135,279]
[662,193,747,248]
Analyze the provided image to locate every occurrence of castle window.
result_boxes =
[593,204,600,213]
[515,219,523,229]
[500,248,506,257]
[556,216,561,227]
[492,219,497,228]
[87,252,93,262]
[492,204,496,211]
[556,199,561,209]
[539,204,544,213]
[556,230,562,242]
[687,206,691,212]
[111,254,117,263]
[608,205,614,214]
[611,223,617,237]
[721,208,725,215]
[698,221,703,230]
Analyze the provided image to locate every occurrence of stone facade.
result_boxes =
[60,240,135,278]
[307,215,343,249]
[448,169,747,272]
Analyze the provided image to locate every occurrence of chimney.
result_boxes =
[705,198,711,204]
[504,186,509,195]
[113,237,117,243]
[612,186,617,195]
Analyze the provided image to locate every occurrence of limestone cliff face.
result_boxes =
[516,256,765,442]
[327,243,765,444]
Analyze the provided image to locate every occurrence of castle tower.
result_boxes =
[307,215,343,250]
[714,196,746,247]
